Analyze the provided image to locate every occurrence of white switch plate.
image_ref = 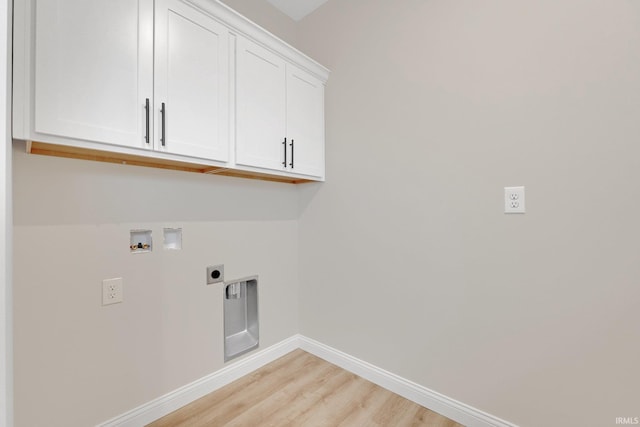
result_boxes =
[504,186,525,213]
[102,278,123,305]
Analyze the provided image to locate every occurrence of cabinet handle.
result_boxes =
[282,138,287,167]
[161,102,166,147]
[289,139,294,169]
[144,98,150,144]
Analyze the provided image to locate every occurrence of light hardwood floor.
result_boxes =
[147,349,465,427]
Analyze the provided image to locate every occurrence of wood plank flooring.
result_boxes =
[147,349,465,427]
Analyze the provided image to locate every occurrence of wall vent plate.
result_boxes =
[207,265,224,285]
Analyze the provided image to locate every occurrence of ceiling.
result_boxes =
[265,0,328,21]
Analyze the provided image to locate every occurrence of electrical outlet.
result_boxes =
[504,186,525,213]
[102,278,123,305]
[206,265,224,285]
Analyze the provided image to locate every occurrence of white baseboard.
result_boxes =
[298,336,518,427]
[97,335,299,427]
[99,334,517,427]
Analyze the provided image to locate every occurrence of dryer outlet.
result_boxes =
[207,265,224,285]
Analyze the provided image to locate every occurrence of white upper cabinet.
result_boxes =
[236,36,325,179]
[236,37,287,171]
[286,64,325,178]
[32,0,153,148]
[154,0,229,161]
[13,0,329,182]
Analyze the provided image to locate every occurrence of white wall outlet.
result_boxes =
[504,186,525,213]
[102,278,123,305]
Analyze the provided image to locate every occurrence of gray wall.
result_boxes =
[296,1,640,427]
[12,133,303,425]
[1,0,12,424]
[220,0,297,43]
[12,140,301,425]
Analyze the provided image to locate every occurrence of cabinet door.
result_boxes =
[286,65,325,178]
[236,37,287,171]
[34,0,153,148]
[154,0,229,161]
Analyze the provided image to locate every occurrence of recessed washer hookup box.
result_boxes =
[224,276,258,362]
